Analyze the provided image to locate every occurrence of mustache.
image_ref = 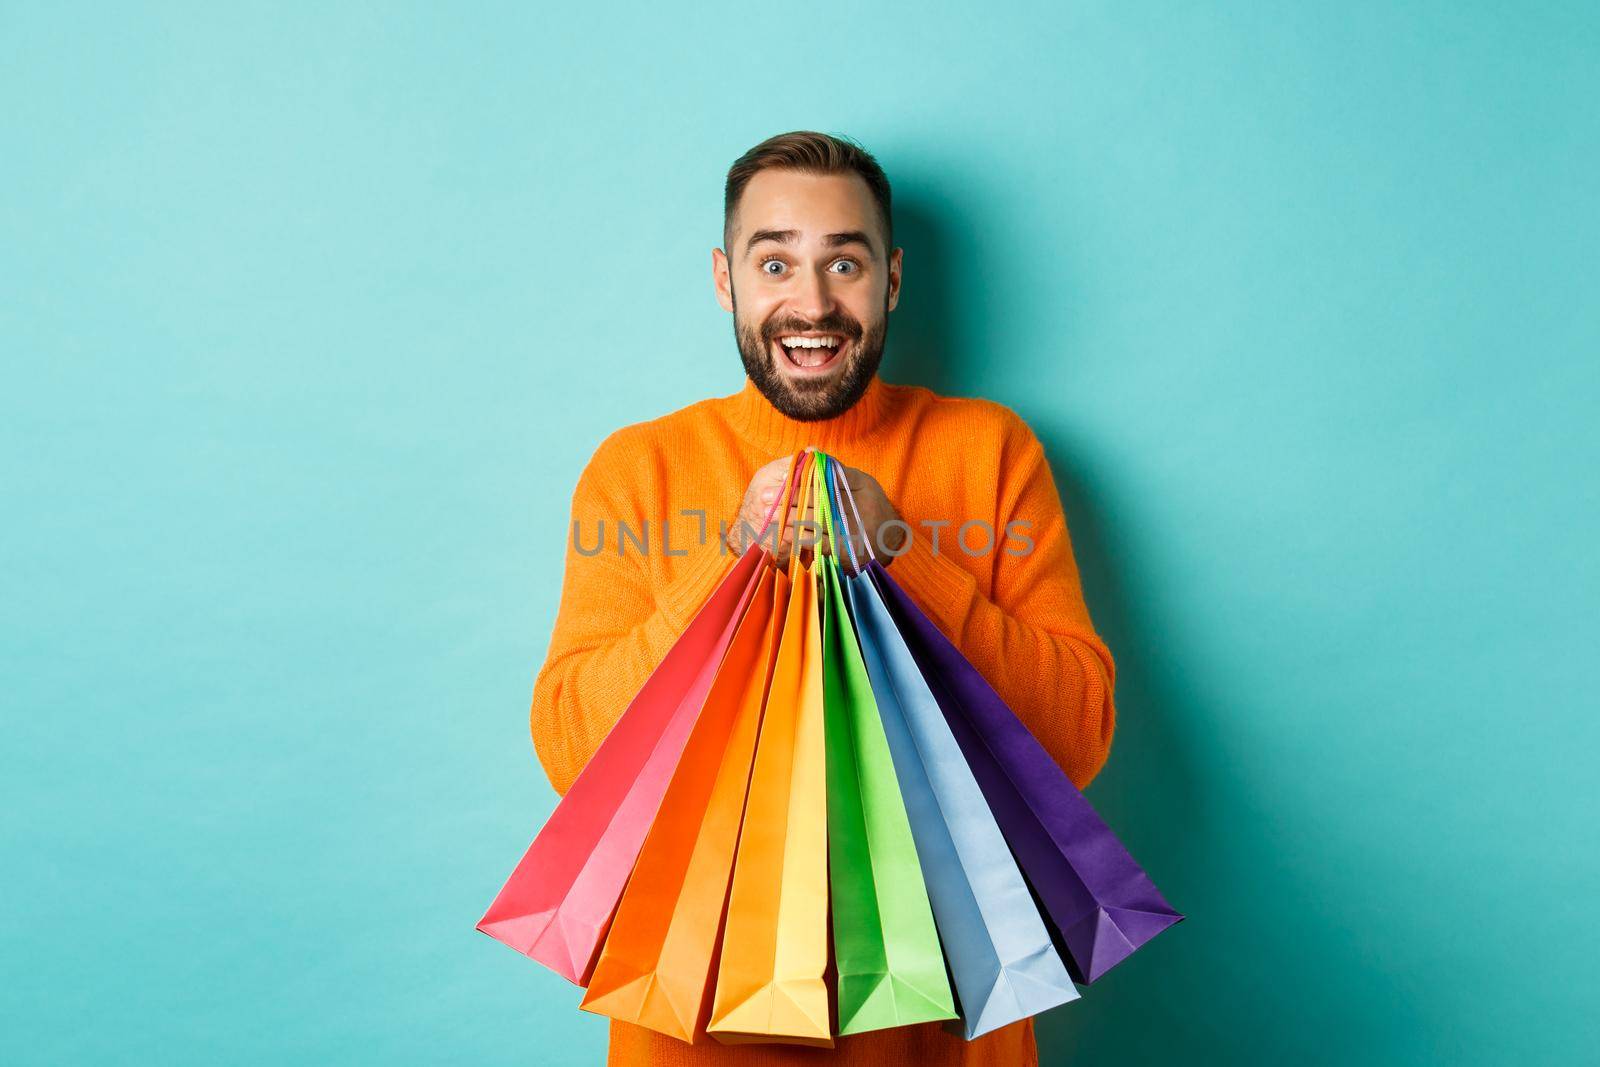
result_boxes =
[761,313,864,341]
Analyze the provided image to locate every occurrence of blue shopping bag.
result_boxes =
[827,457,1078,1039]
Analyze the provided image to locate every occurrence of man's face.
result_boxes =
[714,169,902,421]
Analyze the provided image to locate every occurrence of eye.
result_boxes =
[830,259,860,275]
[760,258,787,276]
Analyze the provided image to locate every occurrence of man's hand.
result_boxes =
[724,454,803,566]
[825,460,907,563]
[724,451,906,568]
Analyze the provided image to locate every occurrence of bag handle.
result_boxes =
[828,455,875,570]
[786,448,819,578]
[815,452,855,574]
[755,450,808,549]
[813,452,839,562]
[811,451,848,574]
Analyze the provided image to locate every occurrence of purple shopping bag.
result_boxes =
[824,464,1181,984]
[870,563,1183,982]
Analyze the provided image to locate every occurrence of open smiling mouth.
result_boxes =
[771,333,851,376]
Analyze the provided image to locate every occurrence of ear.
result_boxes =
[712,247,735,313]
[886,246,904,312]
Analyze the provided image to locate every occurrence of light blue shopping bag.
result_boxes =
[843,563,1080,1039]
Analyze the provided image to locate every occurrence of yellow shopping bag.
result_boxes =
[706,453,832,1047]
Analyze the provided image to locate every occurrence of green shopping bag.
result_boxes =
[816,454,957,1035]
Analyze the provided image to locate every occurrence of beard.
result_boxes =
[732,289,888,422]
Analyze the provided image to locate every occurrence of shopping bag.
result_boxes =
[579,468,803,1040]
[872,566,1183,983]
[706,453,832,1047]
[815,455,956,1034]
[476,454,801,985]
[833,462,1079,1039]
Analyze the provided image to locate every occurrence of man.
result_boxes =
[530,131,1116,1067]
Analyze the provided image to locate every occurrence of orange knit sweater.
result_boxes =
[530,374,1116,1067]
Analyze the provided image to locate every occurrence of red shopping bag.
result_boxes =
[580,463,807,1040]
[477,454,805,984]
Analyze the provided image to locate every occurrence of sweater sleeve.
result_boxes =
[885,428,1116,790]
[528,442,732,796]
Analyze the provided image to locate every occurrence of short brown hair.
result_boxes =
[723,131,893,253]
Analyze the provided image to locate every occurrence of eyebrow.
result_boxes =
[745,229,877,256]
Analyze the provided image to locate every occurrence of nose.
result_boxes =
[789,262,837,324]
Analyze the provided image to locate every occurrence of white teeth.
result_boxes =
[779,336,841,349]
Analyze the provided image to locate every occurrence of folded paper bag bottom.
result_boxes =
[705,980,835,1048]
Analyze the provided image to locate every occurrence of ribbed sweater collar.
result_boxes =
[722,374,898,454]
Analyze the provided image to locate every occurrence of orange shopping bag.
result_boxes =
[579,461,805,1041]
[476,455,802,985]
[706,452,831,1047]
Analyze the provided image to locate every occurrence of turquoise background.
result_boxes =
[4,3,1595,1064]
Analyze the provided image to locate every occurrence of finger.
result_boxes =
[759,466,794,499]
[754,455,798,497]
[835,462,877,491]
